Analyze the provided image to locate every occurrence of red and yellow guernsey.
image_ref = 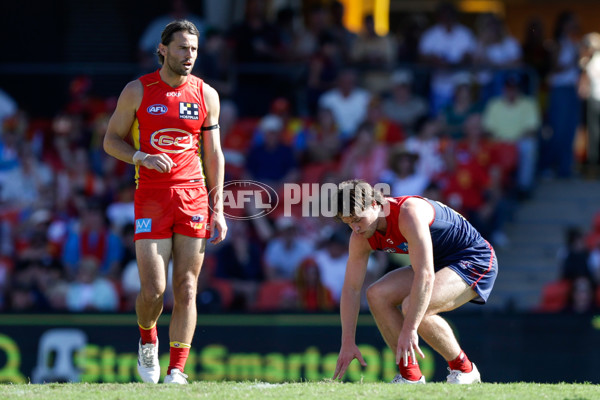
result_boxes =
[132,70,208,189]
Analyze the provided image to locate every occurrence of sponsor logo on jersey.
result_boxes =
[166,91,182,97]
[383,247,396,253]
[135,218,152,233]
[150,128,193,154]
[179,102,199,120]
[147,104,168,115]
[386,238,394,244]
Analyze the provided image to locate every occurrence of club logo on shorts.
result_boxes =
[459,260,471,269]
[191,215,204,230]
[135,218,152,233]
[147,104,168,115]
[179,102,199,120]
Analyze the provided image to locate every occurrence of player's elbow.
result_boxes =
[103,132,115,155]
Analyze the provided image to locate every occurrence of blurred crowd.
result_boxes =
[538,213,600,314]
[1,0,600,313]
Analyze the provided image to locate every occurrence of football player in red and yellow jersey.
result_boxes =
[104,20,226,384]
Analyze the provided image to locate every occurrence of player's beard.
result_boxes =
[165,55,194,77]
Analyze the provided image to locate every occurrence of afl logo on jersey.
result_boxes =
[147,104,168,115]
[150,128,193,154]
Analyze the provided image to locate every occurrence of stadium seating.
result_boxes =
[252,280,297,312]
[536,279,572,312]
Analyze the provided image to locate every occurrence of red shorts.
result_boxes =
[134,186,211,241]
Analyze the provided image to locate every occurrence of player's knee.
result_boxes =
[366,282,385,307]
[173,279,197,306]
[139,285,165,304]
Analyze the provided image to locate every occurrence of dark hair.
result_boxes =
[336,179,387,218]
[436,1,457,19]
[156,19,200,65]
[552,11,575,41]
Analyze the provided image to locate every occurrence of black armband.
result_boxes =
[201,124,220,131]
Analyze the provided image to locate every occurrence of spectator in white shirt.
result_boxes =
[473,14,522,101]
[418,1,477,114]
[578,32,600,166]
[318,69,371,139]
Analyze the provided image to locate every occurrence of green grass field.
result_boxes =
[1,382,599,400]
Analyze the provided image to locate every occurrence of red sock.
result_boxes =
[139,324,157,345]
[399,356,422,381]
[167,342,191,374]
[448,350,473,373]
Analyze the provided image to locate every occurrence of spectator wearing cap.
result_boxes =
[382,69,429,136]
[483,74,541,197]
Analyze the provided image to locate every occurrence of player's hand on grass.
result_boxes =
[142,153,177,173]
[210,211,227,244]
[333,343,367,380]
[396,328,425,366]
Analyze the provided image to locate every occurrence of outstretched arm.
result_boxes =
[333,233,371,380]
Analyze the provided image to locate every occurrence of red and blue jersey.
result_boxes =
[367,196,497,304]
[367,196,484,268]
